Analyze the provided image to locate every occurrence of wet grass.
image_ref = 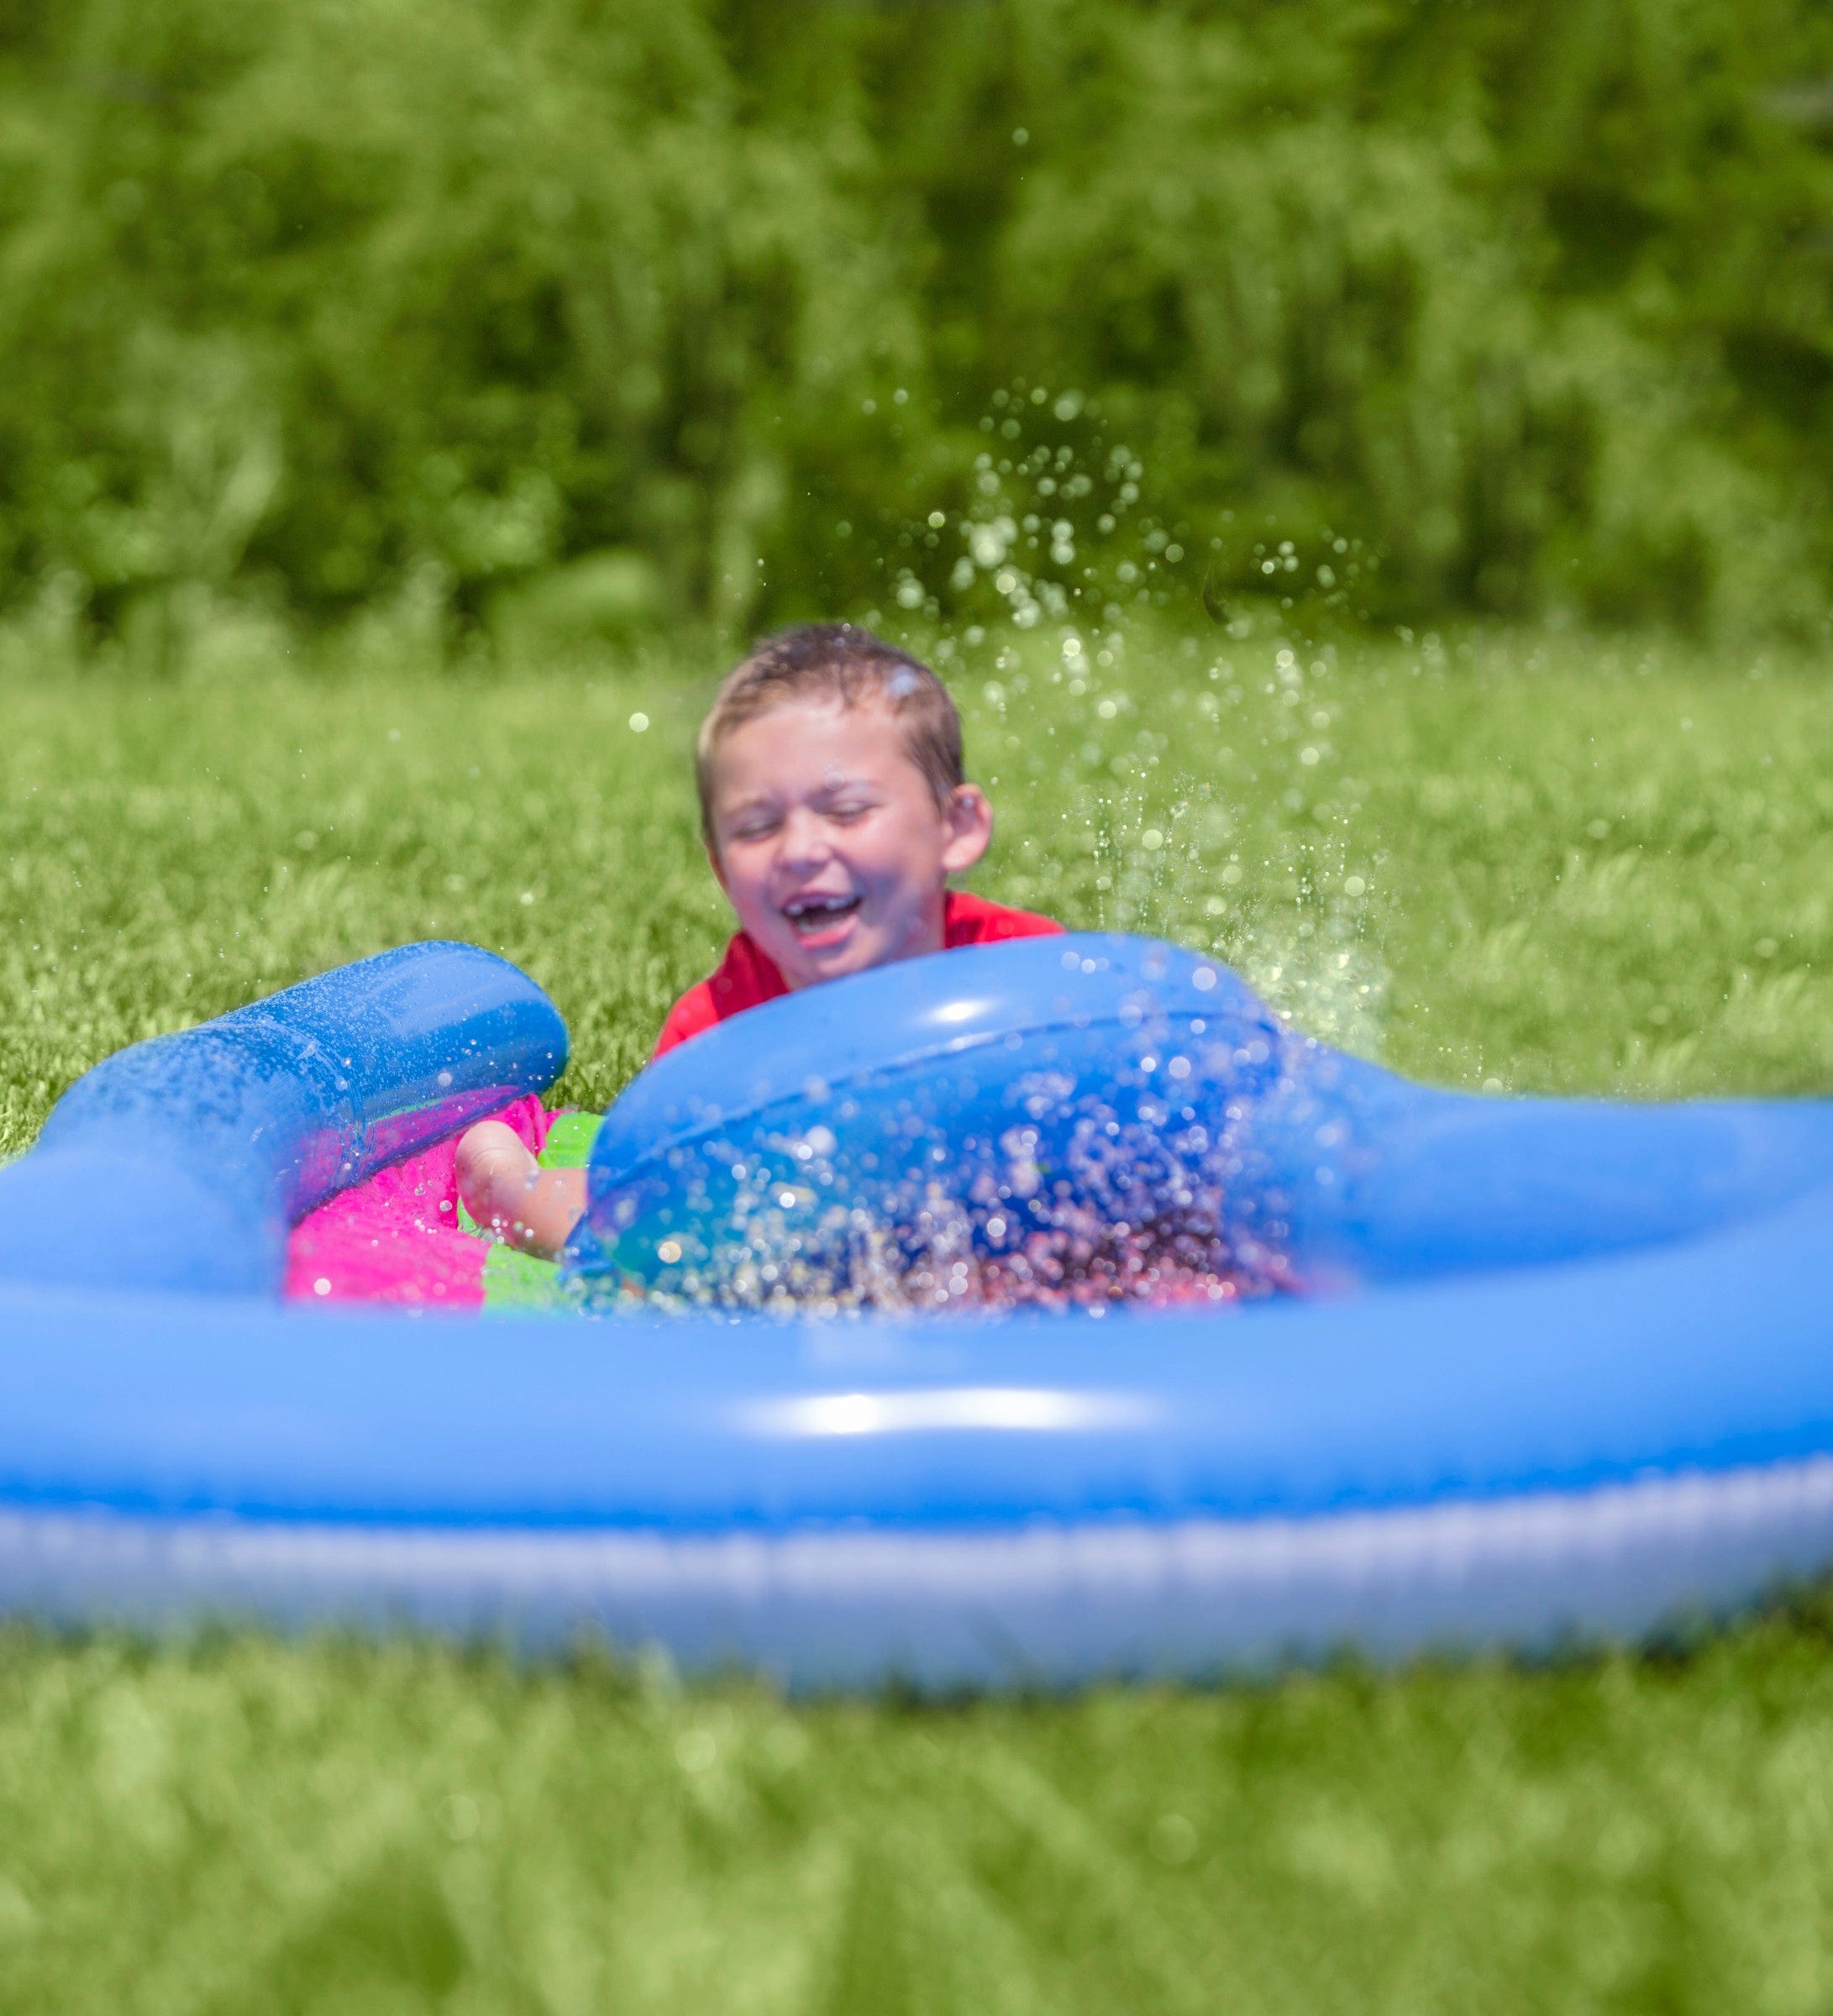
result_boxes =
[2,622,1832,2009]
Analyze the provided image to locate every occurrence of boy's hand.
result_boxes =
[454,1121,586,1261]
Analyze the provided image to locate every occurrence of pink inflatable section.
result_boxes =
[285,1095,555,1310]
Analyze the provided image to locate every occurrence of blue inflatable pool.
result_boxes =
[0,935,1830,1691]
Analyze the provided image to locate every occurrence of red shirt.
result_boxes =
[652,890,1064,1058]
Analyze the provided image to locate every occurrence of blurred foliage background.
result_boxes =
[5,0,1833,664]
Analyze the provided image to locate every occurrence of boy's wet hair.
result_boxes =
[696,622,965,838]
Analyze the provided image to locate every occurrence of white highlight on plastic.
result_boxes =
[740,1387,1161,1437]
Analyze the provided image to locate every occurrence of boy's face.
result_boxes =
[705,697,991,990]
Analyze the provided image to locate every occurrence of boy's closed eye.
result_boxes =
[725,792,880,843]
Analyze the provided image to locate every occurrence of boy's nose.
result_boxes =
[775,806,831,868]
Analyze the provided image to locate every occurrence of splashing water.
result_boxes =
[575,984,1311,1318]
[862,385,1394,1074]
[575,386,1395,1318]
[580,1101,1299,1317]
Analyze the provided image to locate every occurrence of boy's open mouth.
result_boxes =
[783,890,862,942]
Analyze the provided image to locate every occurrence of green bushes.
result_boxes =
[3,0,1833,647]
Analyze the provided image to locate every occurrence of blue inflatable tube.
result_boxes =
[0,941,569,1294]
[569,937,1833,1300]
[0,934,1830,1692]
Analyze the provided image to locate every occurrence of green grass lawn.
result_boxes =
[3,622,1833,2011]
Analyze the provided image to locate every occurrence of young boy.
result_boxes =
[455,623,1061,1257]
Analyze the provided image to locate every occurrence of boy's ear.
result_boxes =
[940,784,994,875]
[703,834,733,899]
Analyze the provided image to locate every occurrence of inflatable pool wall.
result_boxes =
[0,942,568,1294]
[569,938,1300,1305]
[3,932,1833,1693]
[572,935,1833,1304]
